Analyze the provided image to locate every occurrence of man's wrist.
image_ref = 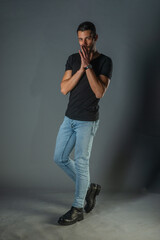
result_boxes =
[84,64,92,71]
[79,67,85,73]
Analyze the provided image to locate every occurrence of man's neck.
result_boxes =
[91,50,100,60]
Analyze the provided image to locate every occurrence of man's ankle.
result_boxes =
[72,206,83,211]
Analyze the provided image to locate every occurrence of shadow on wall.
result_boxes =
[107,27,160,194]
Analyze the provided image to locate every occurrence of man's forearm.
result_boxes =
[86,69,104,98]
[61,68,85,95]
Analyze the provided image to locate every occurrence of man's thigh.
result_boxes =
[74,120,99,160]
[54,117,76,159]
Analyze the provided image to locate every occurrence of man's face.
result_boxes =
[77,30,97,52]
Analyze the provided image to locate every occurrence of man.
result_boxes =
[54,21,113,225]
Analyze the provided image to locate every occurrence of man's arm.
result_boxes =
[79,45,110,98]
[86,69,110,98]
[61,68,85,95]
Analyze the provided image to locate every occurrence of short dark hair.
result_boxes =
[77,21,96,38]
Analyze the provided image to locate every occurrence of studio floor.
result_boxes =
[0,188,160,240]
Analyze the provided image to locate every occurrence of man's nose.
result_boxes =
[82,40,87,46]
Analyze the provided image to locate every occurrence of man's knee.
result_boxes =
[53,152,61,165]
[75,157,89,170]
[53,152,67,166]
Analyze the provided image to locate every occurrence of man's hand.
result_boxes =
[79,45,93,70]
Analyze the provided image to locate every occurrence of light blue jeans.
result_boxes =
[53,116,99,208]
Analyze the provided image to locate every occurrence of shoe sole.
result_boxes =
[58,215,84,226]
[84,184,101,213]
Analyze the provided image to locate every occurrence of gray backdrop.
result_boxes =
[1,0,160,193]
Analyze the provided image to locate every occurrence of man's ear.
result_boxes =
[94,34,98,41]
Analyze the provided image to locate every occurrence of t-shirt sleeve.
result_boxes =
[65,55,73,71]
[100,57,113,79]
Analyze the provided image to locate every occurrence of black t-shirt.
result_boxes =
[64,53,113,121]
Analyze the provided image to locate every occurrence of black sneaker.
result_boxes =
[84,183,101,213]
[58,206,84,225]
